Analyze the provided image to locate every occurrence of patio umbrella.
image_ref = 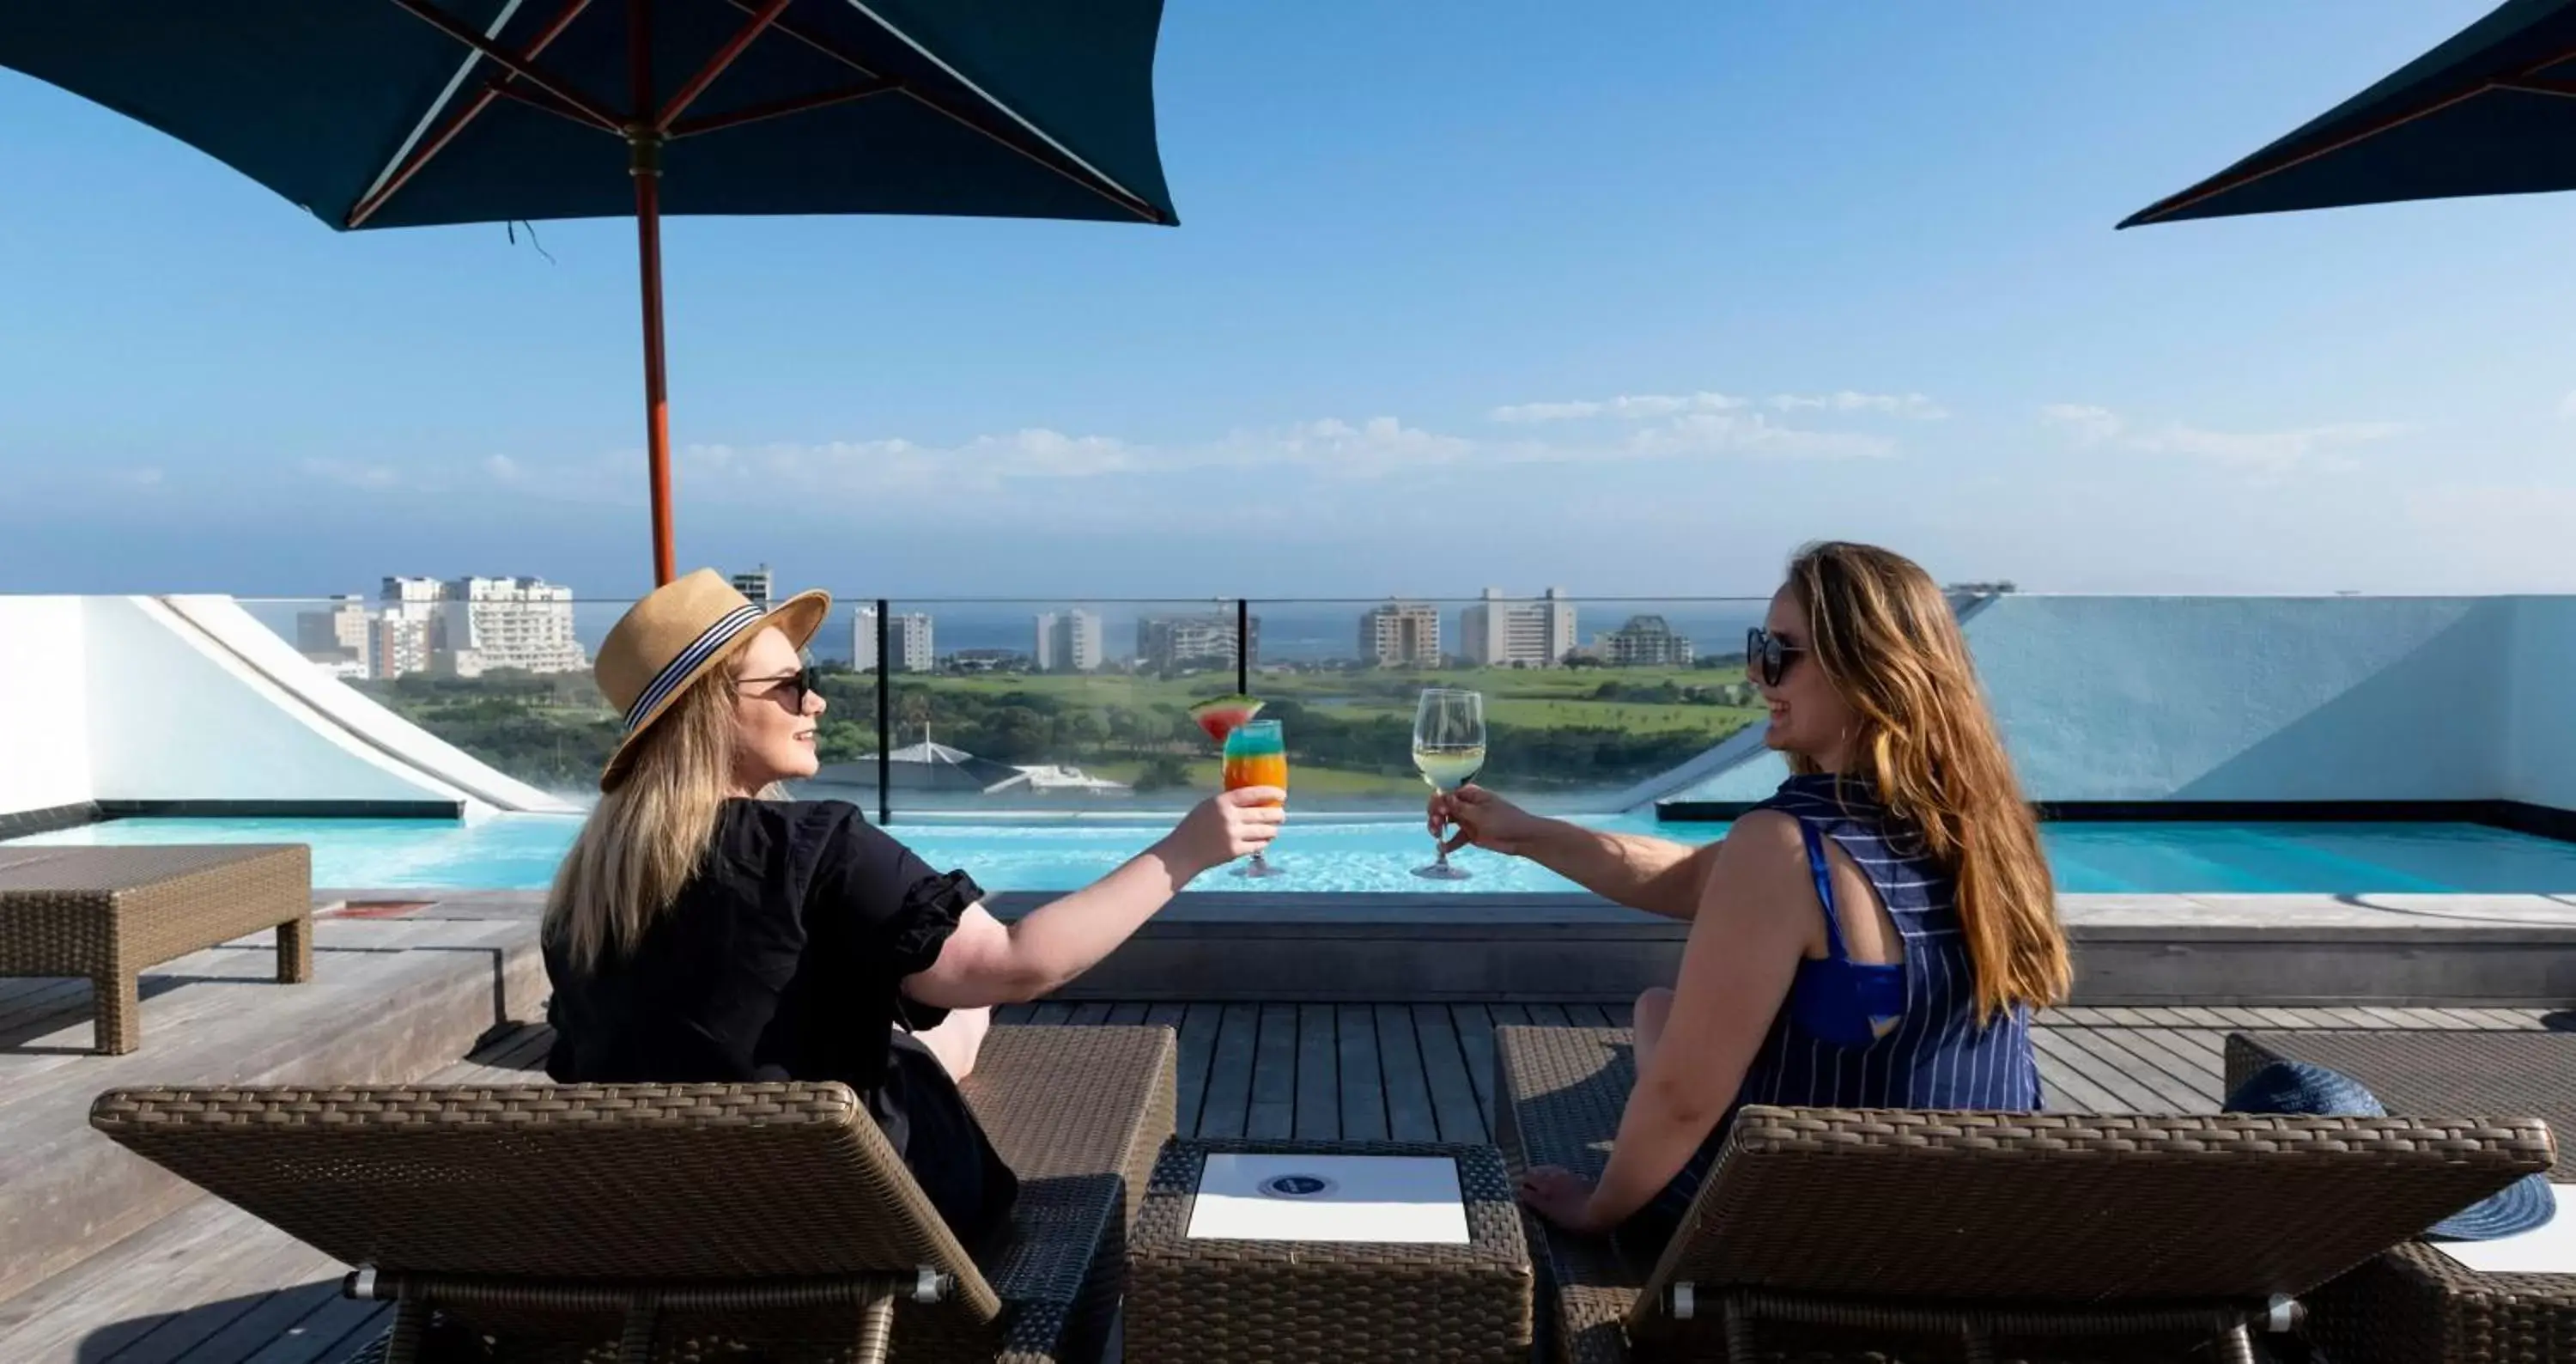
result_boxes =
[0,0,1176,584]
[2121,0,2576,228]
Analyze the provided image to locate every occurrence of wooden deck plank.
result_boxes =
[1244,1004,1298,1141]
[1601,1000,1636,1027]
[1294,1005,1340,1141]
[1105,1002,1151,1026]
[1409,1005,1486,1143]
[1065,1002,1113,1026]
[1526,1003,1574,1028]
[2071,1028,2220,1110]
[240,1296,386,1363]
[165,1281,347,1364]
[1372,1004,1438,1142]
[1450,1005,1499,1132]
[1163,1003,1215,1137]
[1194,1004,1260,1140]
[990,1003,1036,1026]
[1024,1002,1073,1027]
[1334,1006,1388,1142]
[1486,1002,1534,1027]
[2028,1028,2164,1114]
[2032,1048,2125,1114]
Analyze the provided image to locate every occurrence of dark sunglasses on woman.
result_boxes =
[1746,627,1807,687]
[739,664,819,711]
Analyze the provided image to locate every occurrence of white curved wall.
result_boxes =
[0,594,575,819]
[1656,594,2573,809]
[0,598,94,816]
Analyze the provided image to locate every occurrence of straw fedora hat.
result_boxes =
[593,568,829,790]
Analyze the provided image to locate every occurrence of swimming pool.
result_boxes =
[10,813,2576,895]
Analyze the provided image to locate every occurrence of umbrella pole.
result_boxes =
[633,131,675,588]
[630,0,676,587]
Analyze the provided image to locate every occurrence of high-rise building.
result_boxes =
[730,564,775,611]
[439,576,585,675]
[1137,612,1257,673]
[374,577,447,679]
[854,608,934,673]
[1599,614,1695,667]
[295,596,374,675]
[1035,609,1103,673]
[1461,588,1576,668]
[1358,601,1442,667]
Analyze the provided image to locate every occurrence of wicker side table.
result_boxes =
[1125,1137,1533,1364]
[0,844,313,1054]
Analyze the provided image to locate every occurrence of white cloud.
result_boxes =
[2039,404,2401,474]
[2556,391,2576,418]
[111,467,164,489]
[484,454,525,483]
[1488,392,1748,423]
[1625,411,1895,460]
[301,457,401,489]
[2038,403,2124,444]
[1770,391,1949,420]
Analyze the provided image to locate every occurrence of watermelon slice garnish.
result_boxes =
[1188,694,1264,745]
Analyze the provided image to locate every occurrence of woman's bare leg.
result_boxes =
[1632,985,1674,1077]
[915,1007,991,1081]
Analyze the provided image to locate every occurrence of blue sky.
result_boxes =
[4,0,2574,601]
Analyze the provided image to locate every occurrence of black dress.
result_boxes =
[543,798,1019,1249]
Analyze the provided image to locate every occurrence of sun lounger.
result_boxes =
[2226,1029,2576,1364]
[0,844,312,1054]
[90,1023,1176,1364]
[1496,1024,2555,1363]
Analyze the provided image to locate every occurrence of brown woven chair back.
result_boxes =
[1635,1104,2556,1331]
[89,1081,1004,1322]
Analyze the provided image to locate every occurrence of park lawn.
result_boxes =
[1482,697,1763,735]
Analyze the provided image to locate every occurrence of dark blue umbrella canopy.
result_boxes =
[0,1,1178,582]
[0,0,1176,229]
[2123,0,2576,226]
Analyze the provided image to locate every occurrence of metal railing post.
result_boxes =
[875,598,891,825]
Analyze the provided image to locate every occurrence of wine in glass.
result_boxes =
[1413,688,1486,880]
[1222,718,1288,878]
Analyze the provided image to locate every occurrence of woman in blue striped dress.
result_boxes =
[1429,541,2071,1251]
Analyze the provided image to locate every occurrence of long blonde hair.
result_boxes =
[545,665,765,974]
[1783,541,2071,1021]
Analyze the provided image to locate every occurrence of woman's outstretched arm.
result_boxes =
[1520,812,1815,1232]
[1432,784,1716,920]
[901,788,1282,1008]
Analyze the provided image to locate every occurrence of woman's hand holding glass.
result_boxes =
[1158,787,1285,878]
[1426,783,1548,859]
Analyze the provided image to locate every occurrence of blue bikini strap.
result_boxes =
[1798,819,1853,962]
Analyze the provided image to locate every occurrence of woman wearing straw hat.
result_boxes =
[543,569,1284,1248]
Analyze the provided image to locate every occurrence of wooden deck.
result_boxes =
[3,1002,2565,1363]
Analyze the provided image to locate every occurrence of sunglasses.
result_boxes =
[738,664,818,712]
[1746,627,1807,687]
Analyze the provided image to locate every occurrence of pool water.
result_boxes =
[10,813,2576,896]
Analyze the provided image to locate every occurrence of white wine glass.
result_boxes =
[1413,687,1486,880]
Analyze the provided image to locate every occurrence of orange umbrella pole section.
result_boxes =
[632,131,675,588]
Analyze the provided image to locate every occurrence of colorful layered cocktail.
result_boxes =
[1221,717,1287,878]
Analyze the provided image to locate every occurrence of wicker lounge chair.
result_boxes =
[89,1023,1176,1364]
[0,844,313,1054]
[1496,1024,2556,1363]
[2225,1030,2576,1364]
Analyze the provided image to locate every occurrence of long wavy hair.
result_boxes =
[544,663,780,974]
[1783,541,2071,1021]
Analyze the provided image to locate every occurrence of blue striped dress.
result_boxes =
[1624,772,2043,1251]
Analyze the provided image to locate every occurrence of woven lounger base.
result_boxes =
[1496,1024,2555,1364]
[94,1025,1177,1364]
